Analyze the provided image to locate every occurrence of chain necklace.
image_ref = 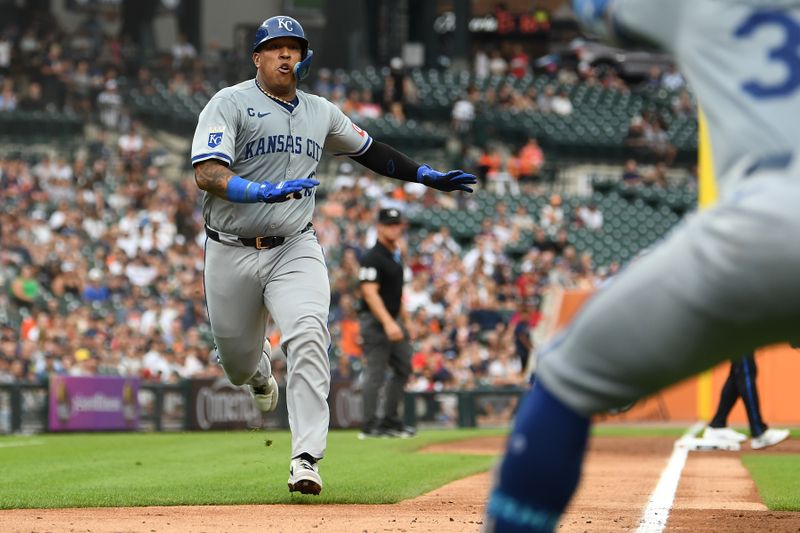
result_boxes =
[255,78,296,108]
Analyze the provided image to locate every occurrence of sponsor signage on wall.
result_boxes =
[49,376,139,431]
[188,377,262,430]
[329,381,363,429]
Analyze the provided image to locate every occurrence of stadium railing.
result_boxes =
[0,380,526,434]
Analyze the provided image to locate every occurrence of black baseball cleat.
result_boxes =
[288,457,322,495]
[357,427,387,440]
[380,420,417,438]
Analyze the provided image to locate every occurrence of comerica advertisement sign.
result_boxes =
[49,376,139,431]
[188,377,262,430]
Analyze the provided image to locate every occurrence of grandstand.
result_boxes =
[0,0,698,433]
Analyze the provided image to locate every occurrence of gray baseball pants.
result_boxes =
[204,231,331,459]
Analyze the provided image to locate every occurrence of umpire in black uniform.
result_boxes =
[358,207,415,438]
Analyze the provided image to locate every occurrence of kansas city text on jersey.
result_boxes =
[243,134,323,162]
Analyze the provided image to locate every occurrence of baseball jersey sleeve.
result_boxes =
[323,103,373,157]
[611,0,690,52]
[191,94,240,167]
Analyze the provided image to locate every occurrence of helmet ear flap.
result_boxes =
[294,49,314,81]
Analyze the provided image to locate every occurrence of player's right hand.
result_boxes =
[257,178,320,203]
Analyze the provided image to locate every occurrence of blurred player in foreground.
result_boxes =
[486,1,800,530]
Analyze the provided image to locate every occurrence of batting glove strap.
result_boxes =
[257,178,320,203]
[226,175,262,203]
[416,164,477,193]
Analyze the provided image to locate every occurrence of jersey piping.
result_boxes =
[333,136,373,157]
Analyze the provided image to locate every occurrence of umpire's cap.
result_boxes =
[252,16,309,57]
[378,208,403,224]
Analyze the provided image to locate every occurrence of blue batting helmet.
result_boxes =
[252,16,309,57]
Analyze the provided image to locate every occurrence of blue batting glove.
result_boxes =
[416,164,477,193]
[257,178,319,203]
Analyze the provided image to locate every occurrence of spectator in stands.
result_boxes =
[488,155,521,197]
[517,137,545,188]
[96,79,122,129]
[382,56,417,115]
[642,65,663,89]
[551,89,573,116]
[0,78,17,111]
[644,117,677,164]
[577,202,603,231]
[661,64,685,91]
[10,264,42,309]
[643,161,669,187]
[510,203,536,234]
[625,115,648,149]
[17,82,45,112]
[312,67,334,99]
[551,228,571,257]
[335,294,363,361]
[341,87,362,119]
[331,355,353,382]
[358,88,382,119]
[39,42,68,111]
[0,31,11,79]
[452,85,479,140]
[171,32,197,71]
[509,44,531,79]
[622,158,642,184]
[497,82,515,108]
[167,71,190,97]
[387,100,406,123]
[672,89,695,117]
[474,46,490,80]
[488,49,508,77]
[531,227,556,254]
[67,59,101,117]
[117,120,144,160]
[514,86,538,112]
[537,85,556,113]
[539,193,565,235]
[477,146,502,189]
[81,268,109,303]
[511,298,539,374]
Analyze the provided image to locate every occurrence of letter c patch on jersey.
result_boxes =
[208,126,225,148]
[359,266,378,282]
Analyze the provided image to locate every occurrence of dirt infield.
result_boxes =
[3,435,800,532]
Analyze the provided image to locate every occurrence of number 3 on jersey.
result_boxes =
[735,10,800,98]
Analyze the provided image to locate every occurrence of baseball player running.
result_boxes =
[191,15,476,496]
[485,0,800,530]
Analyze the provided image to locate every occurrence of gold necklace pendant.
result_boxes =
[255,78,295,107]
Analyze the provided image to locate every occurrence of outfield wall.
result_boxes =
[544,288,800,425]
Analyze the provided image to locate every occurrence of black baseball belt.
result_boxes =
[205,222,313,250]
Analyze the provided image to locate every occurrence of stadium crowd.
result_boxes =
[0,12,694,399]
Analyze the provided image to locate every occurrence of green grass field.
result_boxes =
[2,427,799,511]
[0,428,505,509]
[741,440,800,512]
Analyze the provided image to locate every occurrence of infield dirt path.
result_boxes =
[3,435,800,532]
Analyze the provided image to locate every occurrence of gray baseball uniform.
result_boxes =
[191,81,371,459]
[538,0,800,415]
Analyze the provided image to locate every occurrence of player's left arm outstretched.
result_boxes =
[350,139,477,193]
